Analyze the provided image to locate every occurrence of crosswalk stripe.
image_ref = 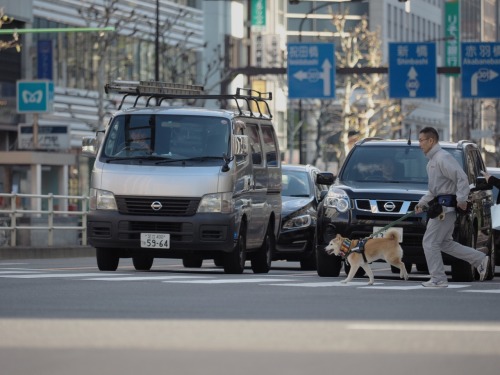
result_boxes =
[0,273,127,278]
[267,281,375,287]
[164,278,294,284]
[83,275,213,281]
[460,289,500,294]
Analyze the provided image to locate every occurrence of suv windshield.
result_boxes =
[102,114,230,160]
[340,145,464,184]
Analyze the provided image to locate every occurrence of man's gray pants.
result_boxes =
[422,211,484,282]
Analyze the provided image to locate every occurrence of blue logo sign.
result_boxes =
[461,42,500,98]
[287,43,335,99]
[389,42,436,99]
[17,80,54,113]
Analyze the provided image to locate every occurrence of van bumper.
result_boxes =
[87,210,237,257]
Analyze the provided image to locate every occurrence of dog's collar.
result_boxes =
[340,238,352,258]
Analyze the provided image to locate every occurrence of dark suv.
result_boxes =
[316,138,495,282]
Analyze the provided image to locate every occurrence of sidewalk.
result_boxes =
[0,245,95,260]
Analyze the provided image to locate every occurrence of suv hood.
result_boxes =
[336,180,427,195]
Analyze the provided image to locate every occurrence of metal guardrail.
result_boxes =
[0,193,88,247]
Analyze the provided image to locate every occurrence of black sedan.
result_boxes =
[274,164,331,270]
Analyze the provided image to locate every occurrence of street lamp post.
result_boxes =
[296,1,336,164]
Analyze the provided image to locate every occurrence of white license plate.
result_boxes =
[372,227,403,243]
[140,233,170,249]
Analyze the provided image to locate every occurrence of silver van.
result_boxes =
[82,81,281,274]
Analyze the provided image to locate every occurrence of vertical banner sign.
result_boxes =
[251,0,266,28]
[444,1,460,74]
[37,40,53,80]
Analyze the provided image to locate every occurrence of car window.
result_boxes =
[282,170,310,197]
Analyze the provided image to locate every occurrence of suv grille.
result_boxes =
[115,196,201,216]
[355,199,419,213]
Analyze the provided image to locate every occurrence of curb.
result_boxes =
[0,246,95,260]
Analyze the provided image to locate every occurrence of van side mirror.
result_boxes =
[82,137,98,157]
[233,135,249,156]
[316,172,335,186]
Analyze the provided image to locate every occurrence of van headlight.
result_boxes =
[324,188,350,213]
[197,192,233,213]
[283,214,312,229]
[89,188,117,210]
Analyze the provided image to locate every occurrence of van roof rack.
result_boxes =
[105,80,273,118]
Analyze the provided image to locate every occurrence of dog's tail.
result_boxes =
[384,229,401,242]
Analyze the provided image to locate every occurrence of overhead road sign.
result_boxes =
[287,43,335,99]
[17,80,54,113]
[461,42,500,98]
[389,42,437,99]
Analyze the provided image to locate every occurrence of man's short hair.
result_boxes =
[419,127,439,141]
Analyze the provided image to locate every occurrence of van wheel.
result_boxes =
[452,231,475,282]
[224,224,246,274]
[316,243,342,277]
[132,255,154,271]
[251,224,274,274]
[96,248,119,271]
[183,256,203,268]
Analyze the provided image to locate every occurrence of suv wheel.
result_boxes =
[133,255,154,271]
[451,231,476,282]
[316,242,342,277]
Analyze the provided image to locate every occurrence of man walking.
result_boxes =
[415,127,489,287]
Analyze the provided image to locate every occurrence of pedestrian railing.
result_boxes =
[0,193,88,247]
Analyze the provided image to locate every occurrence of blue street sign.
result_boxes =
[287,43,335,99]
[389,42,437,99]
[37,40,53,80]
[461,42,500,98]
[16,80,54,113]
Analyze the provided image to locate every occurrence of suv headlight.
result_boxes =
[198,192,233,213]
[89,188,117,210]
[283,214,312,230]
[324,188,351,213]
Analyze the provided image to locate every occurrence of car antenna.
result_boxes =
[407,129,412,146]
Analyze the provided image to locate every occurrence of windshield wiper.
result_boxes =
[106,155,173,163]
[154,156,223,165]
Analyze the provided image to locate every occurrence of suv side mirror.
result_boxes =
[316,172,335,186]
[473,175,490,191]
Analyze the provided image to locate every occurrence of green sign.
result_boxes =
[444,0,460,71]
[251,0,266,27]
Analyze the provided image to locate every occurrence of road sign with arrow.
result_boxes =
[461,42,500,99]
[389,42,436,99]
[287,43,335,99]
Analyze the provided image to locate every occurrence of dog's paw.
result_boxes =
[368,281,374,285]
[340,279,348,284]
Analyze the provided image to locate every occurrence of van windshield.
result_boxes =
[102,114,230,160]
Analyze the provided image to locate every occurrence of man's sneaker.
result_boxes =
[421,280,448,288]
[477,256,489,281]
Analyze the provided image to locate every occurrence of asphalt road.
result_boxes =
[1,257,500,375]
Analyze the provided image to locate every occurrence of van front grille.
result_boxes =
[115,196,200,216]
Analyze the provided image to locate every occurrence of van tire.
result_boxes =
[251,224,274,273]
[224,224,246,274]
[133,255,154,271]
[96,248,119,271]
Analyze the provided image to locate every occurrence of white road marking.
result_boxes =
[83,275,213,281]
[460,289,500,294]
[266,281,378,287]
[360,284,470,290]
[0,273,127,278]
[164,278,294,284]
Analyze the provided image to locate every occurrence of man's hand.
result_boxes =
[415,205,424,214]
[457,201,468,211]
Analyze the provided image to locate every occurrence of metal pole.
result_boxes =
[155,0,160,82]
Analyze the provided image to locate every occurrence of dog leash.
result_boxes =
[367,210,416,240]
